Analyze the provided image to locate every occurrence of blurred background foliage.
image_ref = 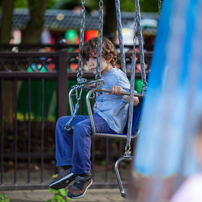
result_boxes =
[0,0,162,43]
[12,0,161,12]
[0,0,160,125]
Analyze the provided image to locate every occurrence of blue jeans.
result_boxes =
[55,113,116,174]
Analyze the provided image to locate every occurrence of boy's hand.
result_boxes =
[107,85,123,96]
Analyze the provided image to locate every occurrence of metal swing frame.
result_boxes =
[84,0,146,198]
[66,0,147,198]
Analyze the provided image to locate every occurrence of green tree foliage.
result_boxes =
[46,0,161,42]
[14,0,28,8]
[121,0,161,12]
[139,0,161,12]
[14,0,57,9]
[52,0,97,14]
[0,194,10,202]
[21,0,46,44]
[103,0,116,41]
[0,0,15,43]
[14,0,162,12]
[50,0,161,13]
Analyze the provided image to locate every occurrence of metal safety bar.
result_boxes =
[68,79,105,115]
[85,88,144,138]
[85,87,144,198]
[115,155,133,198]
[68,83,145,138]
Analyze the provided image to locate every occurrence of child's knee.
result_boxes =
[56,116,71,130]
[74,122,91,136]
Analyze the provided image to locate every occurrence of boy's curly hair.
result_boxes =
[80,37,118,66]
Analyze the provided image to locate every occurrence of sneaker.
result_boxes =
[49,167,77,190]
[67,174,93,199]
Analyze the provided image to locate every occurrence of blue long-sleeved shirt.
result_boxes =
[94,67,131,134]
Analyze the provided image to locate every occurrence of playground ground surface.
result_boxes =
[2,188,126,202]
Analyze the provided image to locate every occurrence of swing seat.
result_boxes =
[86,88,143,139]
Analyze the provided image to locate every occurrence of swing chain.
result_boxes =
[96,0,104,80]
[158,0,162,15]
[124,146,131,157]
[124,17,137,153]
[64,87,83,131]
[134,16,137,36]
[115,0,127,74]
[71,79,105,90]
[132,17,137,59]
[81,0,85,9]
[64,79,105,131]
[77,0,87,83]
[134,0,147,86]
[99,0,103,9]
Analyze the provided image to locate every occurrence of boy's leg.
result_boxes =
[71,113,115,174]
[50,115,88,190]
[68,113,116,199]
[55,115,88,167]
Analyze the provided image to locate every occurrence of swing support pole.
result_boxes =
[66,0,148,198]
[113,0,147,199]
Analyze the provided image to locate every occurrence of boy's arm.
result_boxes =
[108,85,139,106]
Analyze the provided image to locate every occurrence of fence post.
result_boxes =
[57,49,68,119]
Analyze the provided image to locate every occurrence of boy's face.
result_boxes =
[86,53,112,75]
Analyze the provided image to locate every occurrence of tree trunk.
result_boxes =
[0,0,15,126]
[22,0,46,44]
[103,0,117,43]
[0,0,15,43]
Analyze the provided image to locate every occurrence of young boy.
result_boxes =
[49,37,139,199]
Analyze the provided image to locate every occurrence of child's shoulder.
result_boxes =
[103,68,128,87]
[112,67,128,80]
[109,67,125,76]
[101,68,118,86]
[103,68,122,80]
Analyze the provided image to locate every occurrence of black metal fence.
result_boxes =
[0,49,152,191]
